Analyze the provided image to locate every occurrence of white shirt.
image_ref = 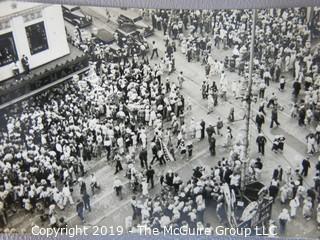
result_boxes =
[152,43,158,50]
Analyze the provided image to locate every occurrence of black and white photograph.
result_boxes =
[0,0,320,238]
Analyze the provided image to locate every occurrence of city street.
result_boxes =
[5,6,320,238]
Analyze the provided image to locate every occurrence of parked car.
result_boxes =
[117,13,153,37]
[91,29,120,62]
[115,30,149,56]
[92,28,115,45]
[62,5,92,28]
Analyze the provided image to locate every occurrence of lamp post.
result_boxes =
[241,8,257,192]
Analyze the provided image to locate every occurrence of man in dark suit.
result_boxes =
[307,187,316,207]
[255,112,265,133]
[293,80,301,98]
[272,165,283,181]
[139,148,148,169]
[209,136,216,156]
[301,158,311,177]
[79,179,87,195]
[206,124,215,140]
[270,107,280,128]
[21,55,30,74]
[146,166,155,189]
[256,133,267,155]
[223,167,233,185]
[82,192,91,212]
[298,105,306,126]
[114,154,123,174]
[76,199,85,223]
[200,119,206,139]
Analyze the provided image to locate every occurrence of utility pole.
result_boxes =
[307,6,314,41]
[241,8,257,192]
[306,6,314,23]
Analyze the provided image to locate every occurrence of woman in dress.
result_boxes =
[225,126,233,147]
[302,197,313,220]
[278,208,291,235]
[195,122,202,141]
[141,178,149,197]
[207,94,214,114]
[289,196,299,218]
[181,39,187,54]
[145,106,150,124]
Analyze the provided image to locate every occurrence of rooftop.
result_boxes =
[0,1,45,19]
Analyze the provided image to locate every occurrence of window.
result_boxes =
[26,21,48,55]
[0,32,18,67]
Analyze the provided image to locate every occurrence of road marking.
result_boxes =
[150,34,314,187]
[60,9,315,228]
[66,147,212,225]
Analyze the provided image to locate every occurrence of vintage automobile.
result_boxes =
[92,28,115,45]
[62,5,92,28]
[117,13,153,37]
[115,29,149,57]
[91,29,120,62]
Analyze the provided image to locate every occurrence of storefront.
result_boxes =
[0,2,70,81]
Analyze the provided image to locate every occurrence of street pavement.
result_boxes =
[7,7,320,238]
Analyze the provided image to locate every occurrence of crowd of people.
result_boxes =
[0,9,217,229]
[0,5,320,237]
[130,7,320,236]
[128,166,229,233]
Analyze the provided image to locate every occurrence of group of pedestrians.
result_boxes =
[1,5,320,237]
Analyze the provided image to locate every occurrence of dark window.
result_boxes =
[26,21,48,55]
[0,32,18,67]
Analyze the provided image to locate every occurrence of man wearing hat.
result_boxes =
[113,177,123,200]
[151,41,159,59]
[79,178,87,195]
[303,197,313,220]
[270,107,280,128]
[206,124,216,140]
[146,166,155,189]
[301,157,311,177]
[272,165,283,182]
[82,191,91,212]
[139,147,148,169]
[140,43,147,60]
[256,133,267,155]
[21,54,30,74]
[76,199,85,223]
[255,111,265,133]
[278,208,290,235]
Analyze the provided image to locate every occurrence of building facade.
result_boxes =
[0,2,70,81]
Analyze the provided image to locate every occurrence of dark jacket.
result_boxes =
[146,169,155,178]
[256,135,267,145]
[302,159,311,169]
[76,201,84,213]
[271,109,278,120]
[255,114,265,125]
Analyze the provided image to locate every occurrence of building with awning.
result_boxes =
[0,1,89,105]
[0,2,71,80]
[0,44,88,106]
